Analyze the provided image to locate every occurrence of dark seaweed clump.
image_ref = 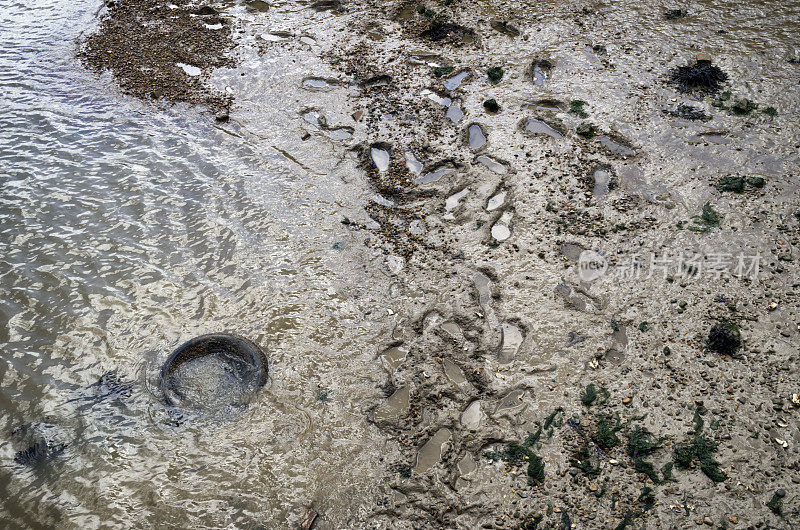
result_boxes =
[424,21,473,42]
[669,60,728,94]
[627,426,668,483]
[707,321,741,356]
[673,407,728,482]
[486,425,547,485]
[591,413,624,449]
[483,98,500,113]
[717,176,766,193]
[487,66,504,84]
[580,383,609,407]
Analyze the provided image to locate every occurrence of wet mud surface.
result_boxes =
[3,0,800,527]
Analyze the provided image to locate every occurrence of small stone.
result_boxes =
[776,488,786,498]
[589,484,598,492]
[622,397,632,405]
[728,516,738,524]
[704,516,713,525]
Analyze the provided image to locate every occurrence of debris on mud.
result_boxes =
[707,321,742,356]
[79,0,236,114]
[663,103,710,121]
[669,59,728,94]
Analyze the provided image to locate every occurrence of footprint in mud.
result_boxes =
[443,69,470,90]
[476,155,508,174]
[489,20,520,37]
[499,322,524,364]
[460,401,483,430]
[370,144,391,172]
[529,58,553,86]
[596,134,636,157]
[300,108,353,141]
[494,389,526,417]
[414,428,451,474]
[606,322,628,364]
[421,88,451,107]
[374,386,410,421]
[381,344,408,372]
[301,77,338,91]
[404,148,424,176]
[491,211,513,241]
[486,189,507,211]
[554,283,588,311]
[521,117,564,139]
[442,358,471,390]
[467,123,487,150]
[473,271,499,328]
[446,100,464,123]
[260,32,290,42]
[444,187,469,217]
[590,165,617,199]
[415,165,455,185]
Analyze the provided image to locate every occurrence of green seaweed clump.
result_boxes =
[580,383,609,407]
[576,122,598,139]
[487,66,504,83]
[673,432,727,483]
[763,106,777,117]
[592,414,624,449]
[568,99,588,118]
[730,98,758,115]
[487,431,547,485]
[483,98,500,113]
[433,65,455,77]
[570,446,601,476]
[527,453,546,484]
[689,202,720,232]
[627,426,667,483]
[717,176,746,193]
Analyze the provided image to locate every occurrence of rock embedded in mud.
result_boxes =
[707,322,741,356]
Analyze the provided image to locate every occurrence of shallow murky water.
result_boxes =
[0,0,396,527]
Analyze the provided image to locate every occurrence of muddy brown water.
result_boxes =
[0,0,398,527]
[2,0,800,527]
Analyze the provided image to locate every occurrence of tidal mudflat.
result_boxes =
[1,0,799,528]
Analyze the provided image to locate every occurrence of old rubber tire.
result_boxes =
[159,333,268,409]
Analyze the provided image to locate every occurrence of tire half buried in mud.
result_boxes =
[159,334,268,413]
